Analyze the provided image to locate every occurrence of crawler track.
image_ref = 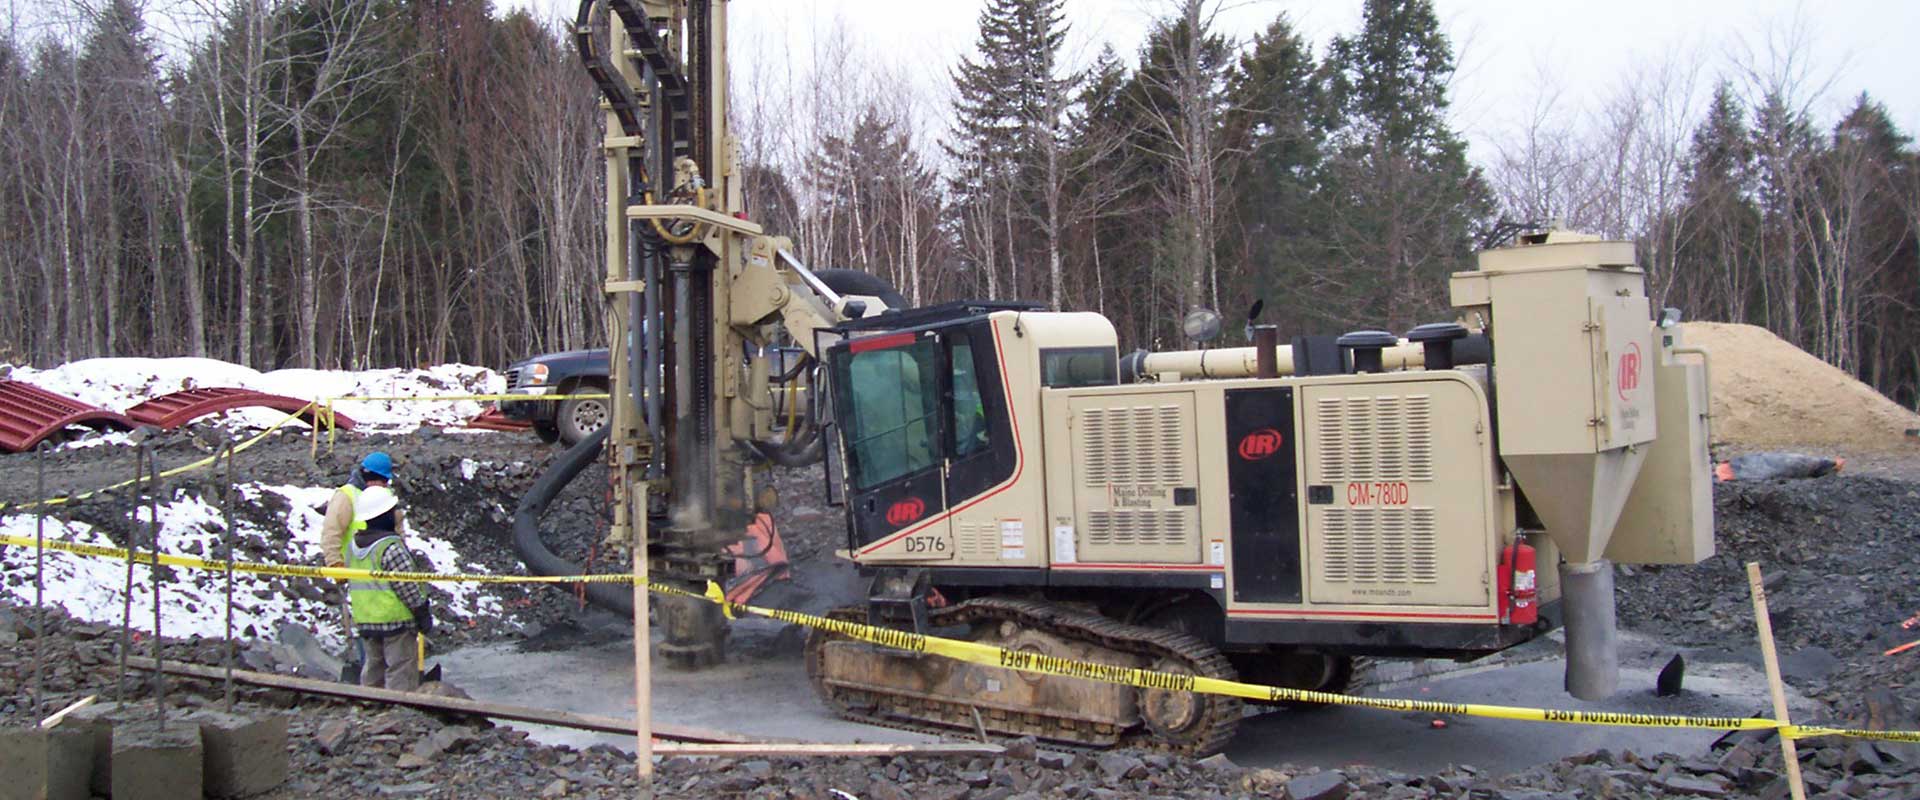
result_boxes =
[806,597,1242,756]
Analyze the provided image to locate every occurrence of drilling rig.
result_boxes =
[572,0,1716,755]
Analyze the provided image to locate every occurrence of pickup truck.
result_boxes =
[500,349,612,445]
[500,345,811,446]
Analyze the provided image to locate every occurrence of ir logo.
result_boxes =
[1236,428,1285,461]
[886,497,926,526]
[1616,342,1643,401]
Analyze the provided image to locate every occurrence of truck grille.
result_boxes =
[504,368,523,391]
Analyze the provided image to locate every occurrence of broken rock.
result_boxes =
[1284,769,1352,800]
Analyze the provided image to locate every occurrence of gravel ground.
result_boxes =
[4,425,1920,797]
[1616,473,1920,727]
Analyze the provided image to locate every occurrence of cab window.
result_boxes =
[950,341,989,458]
[840,338,942,490]
[1041,347,1117,388]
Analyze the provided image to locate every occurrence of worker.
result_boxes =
[344,485,433,691]
[321,452,396,569]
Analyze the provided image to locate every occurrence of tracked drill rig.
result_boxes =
[576,0,1716,755]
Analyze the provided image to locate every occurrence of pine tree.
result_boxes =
[1673,83,1762,323]
[945,0,1071,302]
[1225,14,1322,329]
[1315,0,1489,331]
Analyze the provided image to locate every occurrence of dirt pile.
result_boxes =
[1681,322,1919,451]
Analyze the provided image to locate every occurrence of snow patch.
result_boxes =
[2,357,504,433]
[1,482,511,650]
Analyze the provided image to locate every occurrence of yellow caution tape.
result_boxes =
[0,534,632,585]
[665,582,1920,745]
[0,402,316,513]
[0,534,621,585]
[3,532,1915,744]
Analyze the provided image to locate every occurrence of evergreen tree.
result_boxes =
[1224,14,1322,329]
[1672,83,1762,323]
[1315,0,1490,331]
[945,0,1071,301]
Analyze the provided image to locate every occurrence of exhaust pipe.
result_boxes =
[1559,559,1619,700]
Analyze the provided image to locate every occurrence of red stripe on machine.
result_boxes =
[1229,608,1498,622]
[848,332,917,353]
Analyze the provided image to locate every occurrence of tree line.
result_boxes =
[2,0,1916,406]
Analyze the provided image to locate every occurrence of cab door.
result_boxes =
[832,330,953,558]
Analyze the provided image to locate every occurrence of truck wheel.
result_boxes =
[557,390,610,446]
[533,421,561,445]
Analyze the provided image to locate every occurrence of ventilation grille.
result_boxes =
[954,521,996,560]
[1315,394,1434,482]
[1085,510,1193,548]
[1319,507,1438,584]
[1080,404,1188,486]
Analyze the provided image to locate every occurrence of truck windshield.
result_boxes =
[837,338,942,490]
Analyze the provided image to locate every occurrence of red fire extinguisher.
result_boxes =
[1498,540,1538,625]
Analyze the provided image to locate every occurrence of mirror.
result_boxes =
[1246,299,1265,322]
[1182,309,1224,344]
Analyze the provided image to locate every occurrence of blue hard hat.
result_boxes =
[360,452,394,479]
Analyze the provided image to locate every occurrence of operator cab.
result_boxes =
[823,302,1037,550]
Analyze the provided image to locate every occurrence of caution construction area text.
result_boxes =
[2,532,1916,746]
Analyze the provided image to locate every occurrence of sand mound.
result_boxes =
[1680,321,1919,450]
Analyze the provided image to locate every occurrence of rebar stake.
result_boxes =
[149,452,166,728]
[117,444,145,703]
[222,441,237,712]
[31,442,48,717]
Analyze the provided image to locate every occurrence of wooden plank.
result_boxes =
[126,657,751,743]
[654,742,1004,758]
[1746,562,1807,800]
[40,695,97,729]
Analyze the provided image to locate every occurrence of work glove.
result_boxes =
[413,606,434,634]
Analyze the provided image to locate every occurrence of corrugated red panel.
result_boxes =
[125,387,355,430]
[0,380,136,453]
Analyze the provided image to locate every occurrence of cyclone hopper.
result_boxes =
[1450,231,1706,700]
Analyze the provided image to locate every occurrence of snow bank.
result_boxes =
[1,483,508,650]
[2,357,504,432]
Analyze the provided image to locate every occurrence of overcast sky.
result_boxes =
[498,0,1920,166]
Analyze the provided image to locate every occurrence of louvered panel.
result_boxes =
[1350,510,1379,583]
[1343,397,1375,480]
[1322,509,1350,581]
[954,520,996,561]
[1375,396,1406,479]
[1406,395,1434,481]
[1410,507,1437,583]
[1317,397,1347,480]
[1082,408,1111,486]
[1377,507,1410,583]
[1079,403,1192,488]
[1154,405,1185,484]
[1318,506,1441,586]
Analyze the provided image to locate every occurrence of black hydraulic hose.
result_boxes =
[512,426,632,616]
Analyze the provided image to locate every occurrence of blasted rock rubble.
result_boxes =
[2,424,1917,797]
[2,600,1914,800]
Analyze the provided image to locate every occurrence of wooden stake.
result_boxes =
[1746,562,1807,800]
[39,695,97,730]
[655,742,1004,758]
[127,657,747,742]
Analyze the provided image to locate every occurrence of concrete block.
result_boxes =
[55,700,129,796]
[109,719,203,800]
[179,709,289,798]
[0,725,93,800]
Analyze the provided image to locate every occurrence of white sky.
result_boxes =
[494,0,1920,167]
